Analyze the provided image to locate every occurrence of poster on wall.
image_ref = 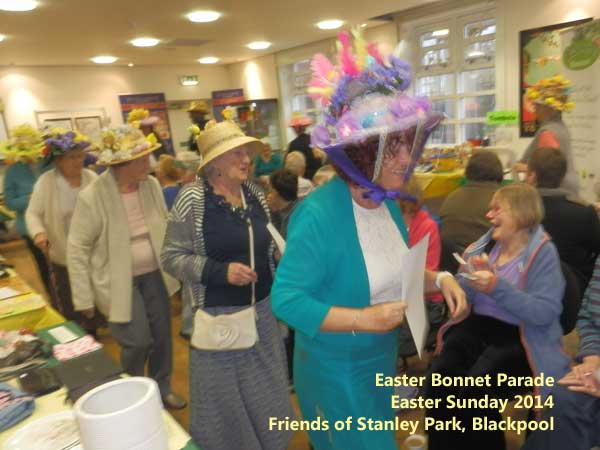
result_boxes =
[560,19,600,203]
[118,92,174,155]
[519,18,591,137]
[211,89,245,122]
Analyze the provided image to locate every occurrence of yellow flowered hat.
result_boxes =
[525,75,575,112]
[97,125,161,166]
[0,124,45,163]
[127,108,159,128]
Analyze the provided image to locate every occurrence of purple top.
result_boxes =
[472,243,522,325]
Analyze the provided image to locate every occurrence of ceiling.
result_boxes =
[0,0,438,66]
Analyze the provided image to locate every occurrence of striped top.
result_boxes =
[577,254,600,360]
[160,178,275,310]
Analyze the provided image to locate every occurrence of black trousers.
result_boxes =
[424,314,531,450]
[24,236,51,295]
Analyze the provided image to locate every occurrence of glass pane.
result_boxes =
[420,29,449,48]
[462,123,486,141]
[294,72,312,88]
[465,19,496,39]
[429,123,456,145]
[459,68,495,93]
[464,40,496,63]
[292,95,314,112]
[431,99,456,119]
[460,95,496,119]
[416,74,455,97]
[293,59,311,73]
[421,48,450,67]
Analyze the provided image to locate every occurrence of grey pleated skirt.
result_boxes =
[189,297,295,450]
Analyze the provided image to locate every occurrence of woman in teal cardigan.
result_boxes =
[2,125,51,292]
[271,32,467,450]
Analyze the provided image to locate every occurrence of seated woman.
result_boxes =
[425,183,570,450]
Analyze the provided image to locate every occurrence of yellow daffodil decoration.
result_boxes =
[0,124,45,163]
[525,75,575,112]
[126,108,151,128]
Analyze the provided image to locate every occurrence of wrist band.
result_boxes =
[352,309,362,336]
[435,271,453,289]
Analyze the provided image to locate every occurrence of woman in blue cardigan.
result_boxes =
[271,33,467,450]
[1,124,51,292]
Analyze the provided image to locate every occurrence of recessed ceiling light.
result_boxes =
[317,19,344,30]
[187,10,221,23]
[91,55,117,64]
[360,23,368,28]
[128,63,134,67]
[198,56,219,64]
[131,37,160,47]
[247,41,271,50]
[0,34,5,42]
[0,0,37,11]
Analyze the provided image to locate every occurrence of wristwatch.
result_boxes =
[435,271,454,289]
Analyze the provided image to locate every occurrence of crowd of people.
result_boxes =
[1,31,599,450]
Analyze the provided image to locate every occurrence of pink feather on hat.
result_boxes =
[338,31,360,77]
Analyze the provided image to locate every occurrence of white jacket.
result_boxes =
[26,168,97,265]
[67,170,179,323]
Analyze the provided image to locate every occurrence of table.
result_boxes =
[0,321,199,449]
[413,168,465,199]
[0,270,64,332]
[0,385,194,450]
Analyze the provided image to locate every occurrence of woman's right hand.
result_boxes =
[227,262,258,286]
[34,233,49,253]
[363,301,407,332]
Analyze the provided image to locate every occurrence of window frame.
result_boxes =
[413,8,496,145]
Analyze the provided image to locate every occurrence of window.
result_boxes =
[279,58,322,144]
[414,10,496,145]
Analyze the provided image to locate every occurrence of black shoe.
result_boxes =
[162,392,187,410]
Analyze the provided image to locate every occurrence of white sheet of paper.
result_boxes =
[401,234,430,359]
[0,287,22,300]
[266,222,286,254]
[48,325,79,343]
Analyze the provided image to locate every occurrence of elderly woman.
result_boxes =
[425,183,571,450]
[25,129,98,331]
[67,125,185,410]
[271,33,466,450]
[161,120,294,450]
[1,125,51,293]
[174,150,202,185]
[285,151,314,198]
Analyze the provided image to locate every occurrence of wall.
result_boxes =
[496,0,600,156]
[0,65,231,152]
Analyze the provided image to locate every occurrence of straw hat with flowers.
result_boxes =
[196,120,262,171]
[97,125,161,166]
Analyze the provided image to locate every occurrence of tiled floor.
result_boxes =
[3,238,580,450]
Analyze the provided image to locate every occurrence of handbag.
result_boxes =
[191,187,259,351]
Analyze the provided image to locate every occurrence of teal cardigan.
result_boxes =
[3,162,44,237]
[271,176,408,351]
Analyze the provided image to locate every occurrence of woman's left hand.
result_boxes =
[558,356,600,398]
[439,276,468,319]
[468,270,497,293]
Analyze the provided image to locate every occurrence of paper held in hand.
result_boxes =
[401,235,429,359]
[266,223,286,254]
